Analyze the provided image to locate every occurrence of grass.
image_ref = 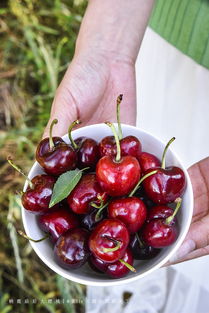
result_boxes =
[0,0,87,312]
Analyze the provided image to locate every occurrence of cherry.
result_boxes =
[129,233,160,259]
[8,157,56,214]
[38,207,80,243]
[138,152,161,174]
[147,205,174,222]
[67,173,108,214]
[89,219,130,263]
[99,136,116,158]
[72,136,99,170]
[120,136,142,159]
[143,138,186,204]
[89,248,135,278]
[142,198,181,248]
[96,123,141,197]
[108,197,147,234]
[54,228,90,269]
[36,119,77,176]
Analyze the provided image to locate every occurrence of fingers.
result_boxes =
[42,84,78,139]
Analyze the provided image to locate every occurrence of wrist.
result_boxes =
[75,0,154,65]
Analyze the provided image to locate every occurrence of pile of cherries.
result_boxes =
[9,95,186,279]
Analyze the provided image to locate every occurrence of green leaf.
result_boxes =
[49,169,83,207]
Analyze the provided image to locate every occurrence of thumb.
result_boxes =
[42,86,78,139]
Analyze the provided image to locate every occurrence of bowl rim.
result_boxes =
[21,123,194,286]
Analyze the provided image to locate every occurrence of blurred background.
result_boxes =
[0,1,87,312]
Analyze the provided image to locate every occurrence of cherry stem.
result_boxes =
[105,122,121,162]
[119,259,136,273]
[135,232,144,248]
[165,197,182,225]
[90,195,104,209]
[129,170,158,197]
[17,230,49,243]
[49,119,58,151]
[116,94,123,140]
[95,201,110,222]
[102,237,121,253]
[161,137,176,169]
[7,157,34,189]
[68,120,80,149]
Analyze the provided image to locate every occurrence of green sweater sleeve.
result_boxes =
[149,0,209,69]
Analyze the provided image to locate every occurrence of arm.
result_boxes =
[43,0,155,137]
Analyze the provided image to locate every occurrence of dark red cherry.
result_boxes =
[129,234,160,259]
[147,205,174,222]
[143,166,186,204]
[138,152,160,174]
[96,123,141,197]
[120,136,142,159]
[67,173,108,214]
[54,228,90,269]
[75,137,99,170]
[141,198,181,248]
[89,219,130,263]
[22,174,57,214]
[99,136,116,158]
[89,248,134,278]
[143,138,186,204]
[38,207,80,243]
[108,197,147,234]
[36,119,77,176]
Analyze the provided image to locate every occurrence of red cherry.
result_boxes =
[120,136,142,159]
[75,137,99,170]
[89,219,130,263]
[36,119,77,176]
[138,152,160,174]
[142,198,181,248]
[38,207,80,243]
[143,138,186,204]
[54,228,90,269]
[147,205,174,221]
[99,136,116,158]
[21,174,56,214]
[108,197,147,233]
[67,173,108,214]
[89,248,135,278]
[96,123,141,197]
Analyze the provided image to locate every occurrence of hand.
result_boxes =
[169,156,209,264]
[43,52,136,138]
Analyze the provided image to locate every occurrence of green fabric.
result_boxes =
[149,0,209,69]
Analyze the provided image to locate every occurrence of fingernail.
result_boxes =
[169,239,196,263]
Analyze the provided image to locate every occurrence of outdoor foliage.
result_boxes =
[0,0,87,312]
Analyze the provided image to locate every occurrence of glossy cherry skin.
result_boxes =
[120,136,142,159]
[138,152,160,174]
[143,167,186,204]
[75,137,99,170]
[38,207,80,243]
[129,234,160,259]
[54,228,90,269]
[21,175,56,214]
[89,219,130,263]
[36,137,77,176]
[96,156,141,197]
[141,219,178,248]
[99,136,116,158]
[67,173,108,214]
[99,135,142,160]
[89,248,134,278]
[147,205,174,222]
[108,197,147,234]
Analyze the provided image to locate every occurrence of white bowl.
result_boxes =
[22,123,193,286]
